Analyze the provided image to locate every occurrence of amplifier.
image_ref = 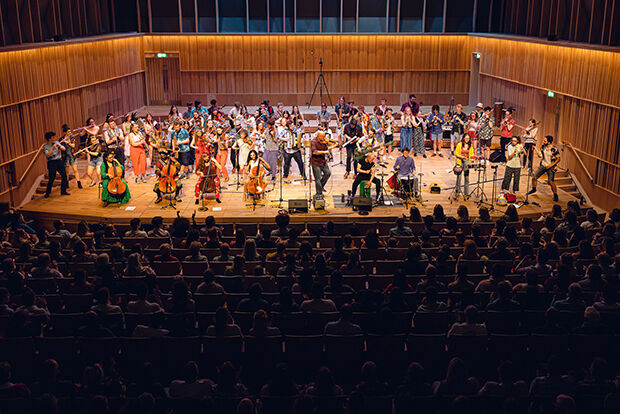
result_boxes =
[352,196,372,212]
[313,197,326,210]
[288,199,308,213]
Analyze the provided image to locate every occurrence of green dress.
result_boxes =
[100,161,131,204]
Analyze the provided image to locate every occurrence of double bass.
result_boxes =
[107,159,127,196]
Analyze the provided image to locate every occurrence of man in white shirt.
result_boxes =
[501,136,524,193]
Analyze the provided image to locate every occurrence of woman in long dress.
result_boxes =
[412,109,426,157]
[100,150,131,207]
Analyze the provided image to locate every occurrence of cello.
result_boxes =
[199,156,218,195]
[158,153,178,196]
[247,160,267,198]
[106,159,127,196]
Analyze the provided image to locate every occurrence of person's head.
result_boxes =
[567,282,582,299]
[446,217,458,232]
[463,305,478,324]
[311,282,324,300]
[433,204,445,221]
[510,136,520,146]
[478,206,490,221]
[129,218,141,231]
[445,357,466,384]
[432,104,440,114]
[275,212,290,229]
[456,205,469,222]
[543,135,554,145]
[554,394,576,414]
[251,309,269,335]
[583,306,601,325]
[183,361,199,383]
[95,287,111,305]
[214,306,232,331]
[315,366,336,394]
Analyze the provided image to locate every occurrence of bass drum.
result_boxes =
[387,173,399,190]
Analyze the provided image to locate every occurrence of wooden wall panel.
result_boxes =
[143,34,473,105]
[0,36,143,107]
[475,34,620,205]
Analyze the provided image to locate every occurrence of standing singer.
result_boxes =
[502,136,524,193]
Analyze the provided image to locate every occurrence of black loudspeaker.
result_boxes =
[352,196,372,212]
[490,149,503,163]
[288,199,308,213]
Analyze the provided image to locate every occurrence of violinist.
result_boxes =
[214,127,229,181]
[100,150,131,207]
[244,150,270,199]
[190,129,209,170]
[233,129,254,173]
[154,149,183,204]
[86,135,105,187]
[311,131,337,197]
[195,152,222,204]
[60,124,82,189]
[43,131,70,198]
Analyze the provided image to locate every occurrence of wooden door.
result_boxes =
[145,55,181,106]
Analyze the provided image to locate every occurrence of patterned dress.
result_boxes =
[100,162,131,204]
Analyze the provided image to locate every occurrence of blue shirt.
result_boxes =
[316,110,331,123]
[191,107,208,117]
[394,155,415,177]
[173,128,191,153]
[428,112,444,134]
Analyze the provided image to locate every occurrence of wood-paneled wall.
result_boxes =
[143,35,473,105]
[0,35,145,164]
[474,34,620,209]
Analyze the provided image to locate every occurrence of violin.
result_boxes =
[247,161,267,196]
[158,157,178,194]
[106,159,127,196]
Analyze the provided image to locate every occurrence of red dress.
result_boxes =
[195,160,221,199]
[194,139,209,169]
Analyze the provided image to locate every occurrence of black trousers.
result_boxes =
[524,143,535,169]
[283,150,305,178]
[112,146,125,166]
[500,136,510,162]
[352,175,381,199]
[230,148,239,171]
[46,159,68,196]
[345,145,357,173]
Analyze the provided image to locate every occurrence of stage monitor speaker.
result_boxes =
[288,199,308,213]
[352,196,372,212]
[313,197,326,210]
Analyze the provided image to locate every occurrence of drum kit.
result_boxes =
[386,169,422,208]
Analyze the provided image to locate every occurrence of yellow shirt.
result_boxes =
[454,142,474,166]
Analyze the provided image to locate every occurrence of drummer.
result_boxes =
[393,147,418,196]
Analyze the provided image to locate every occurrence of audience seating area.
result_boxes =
[0,203,619,414]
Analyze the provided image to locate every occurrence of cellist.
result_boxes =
[153,149,183,204]
[195,152,222,205]
[100,150,131,207]
[243,149,270,200]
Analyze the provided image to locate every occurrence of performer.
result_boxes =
[195,152,222,204]
[214,127,229,181]
[262,121,279,179]
[412,108,426,157]
[383,108,395,158]
[43,131,70,198]
[153,149,182,203]
[502,136,524,193]
[369,108,385,162]
[104,119,126,166]
[279,121,305,180]
[467,112,479,156]
[351,152,382,201]
[60,125,82,189]
[393,147,418,197]
[311,131,337,198]
[335,96,350,130]
[500,108,515,163]
[244,150,270,199]
[478,106,494,166]
[449,104,467,160]
[171,121,191,179]
[128,123,147,183]
[527,135,560,202]
[228,122,242,174]
[316,103,331,124]
[521,118,539,170]
[454,134,474,199]
[400,94,420,116]
[190,129,209,170]
[428,105,444,157]
[342,117,363,178]
[233,129,254,175]
[85,135,104,187]
[100,150,131,207]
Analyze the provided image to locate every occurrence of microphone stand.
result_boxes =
[270,143,285,208]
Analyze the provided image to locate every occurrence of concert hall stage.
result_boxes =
[19,152,580,227]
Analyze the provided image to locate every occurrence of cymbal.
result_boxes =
[376,173,389,177]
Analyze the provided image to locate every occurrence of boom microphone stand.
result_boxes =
[270,143,286,208]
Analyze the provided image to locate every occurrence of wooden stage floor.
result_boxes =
[20,149,578,225]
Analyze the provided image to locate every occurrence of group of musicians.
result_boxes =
[43,96,560,207]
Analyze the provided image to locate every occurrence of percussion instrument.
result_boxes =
[453,164,464,174]
[359,181,371,198]
[106,160,126,196]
